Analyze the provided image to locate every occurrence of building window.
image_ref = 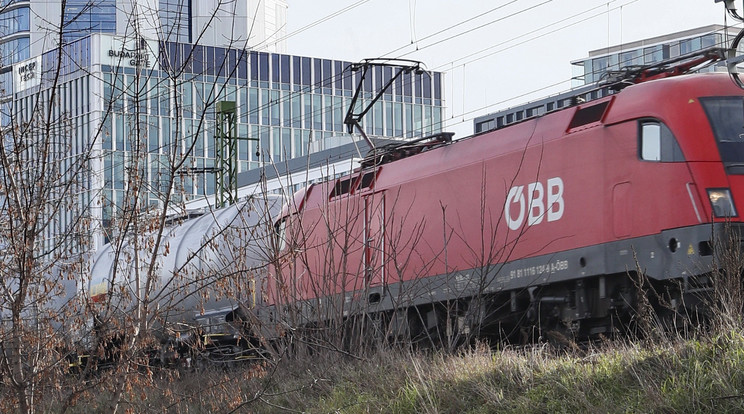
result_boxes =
[335,60,344,92]
[702,33,717,48]
[322,59,332,91]
[159,0,191,43]
[643,45,664,64]
[618,50,641,68]
[475,119,495,133]
[591,57,609,81]
[280,54,290,85]
[301,57,311,86]
[272,54,280,83]
[0,6,29,35]
[291,94,301,128]
[0,36,29,65]
[63,0,116,44]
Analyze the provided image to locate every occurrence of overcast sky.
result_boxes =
[284,0,730,138]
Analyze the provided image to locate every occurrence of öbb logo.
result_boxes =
[505,177,564,231]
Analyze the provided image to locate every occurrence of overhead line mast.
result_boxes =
[214,101,260,208]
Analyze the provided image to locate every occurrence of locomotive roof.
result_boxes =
[475,47,728,136]
[289,48,738,213]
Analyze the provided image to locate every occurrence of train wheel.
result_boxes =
[542,319,576,349]
[407,303,466,350]
[407,305,444,349]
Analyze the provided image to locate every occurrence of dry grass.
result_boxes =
[42,331,744,413]
[19,225,744,413]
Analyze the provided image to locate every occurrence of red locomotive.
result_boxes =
[263,49,744,344]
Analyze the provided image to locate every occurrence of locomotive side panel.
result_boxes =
[271,181,374,306]
[600,119,707,280]
[366,122,609,290]
[603,119,700,237]
[495,128,606,256]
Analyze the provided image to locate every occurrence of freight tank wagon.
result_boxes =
[88,195,280,352]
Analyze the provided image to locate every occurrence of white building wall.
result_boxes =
[191,0,247,49]
[88,35,105,253]
[247,0,287,53]
[116,0,161,41]
[191,0,287,52]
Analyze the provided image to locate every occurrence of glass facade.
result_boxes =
[9,34,444,248]
[8,36,92,253]
[576,32,724,85]
[0,36,28,64]
[0,6,29,34]
[0,4,30,65]
[97,44,444,210]
[159,0,191,43]
[62,0,116,44]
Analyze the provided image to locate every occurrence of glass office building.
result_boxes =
[0,0,286,68]
[474,25,739,135]
[62,0,117,44]
[571,25,738,86]
[158,0,192,43]
[0,0,118,66]
[6,33,444,250]
[0,0,32,65]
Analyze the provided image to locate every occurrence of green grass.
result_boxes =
[245,333,744,413]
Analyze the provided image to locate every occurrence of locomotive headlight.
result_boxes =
[707,188,738,218]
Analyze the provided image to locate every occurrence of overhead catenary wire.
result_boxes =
[23,0,723,152]
[322,0,630,127]
[385,0,523,58]
[115,0,576,151]
[250,0,371,52]
[383,0,733,130]
[100,28,732,188]
[227,0,635,133]
[390,0,554,61]
[201,0,552,125]
[427,0,630,71]
[183,0,553,142]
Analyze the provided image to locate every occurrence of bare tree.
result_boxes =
[0,1,285,412]
[0,1,99,410]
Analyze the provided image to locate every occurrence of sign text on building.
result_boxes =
[100,35,159,70]
[13,56,42,92]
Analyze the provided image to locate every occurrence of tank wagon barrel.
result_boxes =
[86,195,280,362]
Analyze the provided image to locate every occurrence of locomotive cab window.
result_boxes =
[700,96,744,167]
[639,120,684,162]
